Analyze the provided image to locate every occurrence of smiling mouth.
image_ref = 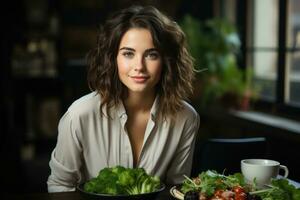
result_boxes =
[130,76,149,83]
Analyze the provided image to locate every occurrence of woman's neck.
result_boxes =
[123,91,156,113]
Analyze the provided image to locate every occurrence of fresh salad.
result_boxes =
[178,170,300,200]
[83,166,161,195]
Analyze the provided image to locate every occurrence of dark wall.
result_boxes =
[0,0,26,194]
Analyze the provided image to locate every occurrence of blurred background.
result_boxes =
[1,0,300,194]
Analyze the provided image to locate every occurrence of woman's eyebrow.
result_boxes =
[119,47,135,51]
[145,48,158,52]
[119,47,159,52]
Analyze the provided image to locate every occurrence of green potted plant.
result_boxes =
[180,15,258,110]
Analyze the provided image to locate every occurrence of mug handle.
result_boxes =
[279,165,289,178]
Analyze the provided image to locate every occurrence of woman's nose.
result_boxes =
[133,56,145,71]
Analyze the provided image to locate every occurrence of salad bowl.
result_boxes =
[77,166,165,199]
[77,182,165,200]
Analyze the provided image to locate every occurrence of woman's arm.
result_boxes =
[47,111,83,192]
[165,112,200,185]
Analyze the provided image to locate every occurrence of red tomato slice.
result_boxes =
[235,192,247,200]
[232,186,245,194]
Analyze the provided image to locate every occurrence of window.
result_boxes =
[286,0,300,106]
[215,0,300,117]
[246,0,300,112]
[247,0,279,101]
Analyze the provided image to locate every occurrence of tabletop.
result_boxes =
[5,178,300,200]
[4,187,174,200]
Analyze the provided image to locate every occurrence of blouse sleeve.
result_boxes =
[47,110,83,192]
[165,112,200,185]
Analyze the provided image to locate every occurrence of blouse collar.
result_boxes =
[117,95,159,121]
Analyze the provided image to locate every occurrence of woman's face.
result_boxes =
[117,28,162,96]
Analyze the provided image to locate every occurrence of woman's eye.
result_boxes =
[122,51,134,58]
[145,52,159,60]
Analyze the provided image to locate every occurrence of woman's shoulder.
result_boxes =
[180,100,199,119]
[67,91,101,117]
[177,101,200,133]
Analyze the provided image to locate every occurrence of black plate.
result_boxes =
[76,182,166,200]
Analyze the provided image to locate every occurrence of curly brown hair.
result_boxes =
[87,5,195,118]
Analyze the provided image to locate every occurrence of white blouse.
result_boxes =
[47,92,200,192]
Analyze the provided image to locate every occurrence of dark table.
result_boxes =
[5,178,300,200]
[4,187,175,200]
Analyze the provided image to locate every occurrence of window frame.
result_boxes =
[234,0,300,120]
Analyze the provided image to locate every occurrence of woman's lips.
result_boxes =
[130,76,149,83]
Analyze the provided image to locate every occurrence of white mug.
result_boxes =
[241,159,289,186]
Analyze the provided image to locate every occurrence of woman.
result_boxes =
[47,5,200,192]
